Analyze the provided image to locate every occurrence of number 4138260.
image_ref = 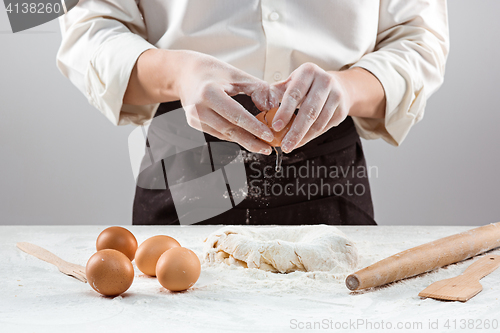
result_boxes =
[444,319,498,330]
[5,2,62,14]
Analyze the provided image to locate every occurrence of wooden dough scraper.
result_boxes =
[419,255,500,302]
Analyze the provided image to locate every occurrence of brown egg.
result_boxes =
[256,107,297,147]
[135,235,181,276]
[86,249,134,297]
[96,226,138,261]
[156,247,201,292]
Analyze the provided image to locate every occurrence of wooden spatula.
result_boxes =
[419,255,500,302]
[17,242,87,283]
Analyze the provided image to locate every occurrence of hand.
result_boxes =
[269,63,350,153]
[269,63,386,153]
[125,49,276,154]
[177,51,278,154]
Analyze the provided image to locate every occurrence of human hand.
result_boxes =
[125,49,276,154]
[269,63,351,153]
[176,51,276,154]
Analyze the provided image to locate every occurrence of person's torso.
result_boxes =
[137,0,380,82]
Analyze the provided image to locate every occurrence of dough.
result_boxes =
[203,225,358,273]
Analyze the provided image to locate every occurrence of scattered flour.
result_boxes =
[2,225,500,332]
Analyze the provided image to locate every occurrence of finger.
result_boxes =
[268,86,281,109]
[199,123,230,141]
[295,91,340,147]
[296,103,348,148]
[205,86,275,142]
[197,118,272,155]
[184,105,229,140]
[280,75,330,153]
[271,65,315,132]
[197,107,273,155]
[225,70,273,111]
[231,81,272,112]
[224,127,273,155]
[269,80,287,105]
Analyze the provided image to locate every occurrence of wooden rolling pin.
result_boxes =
[346,222,500,291]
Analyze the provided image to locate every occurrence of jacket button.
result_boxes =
[269,11,280,21]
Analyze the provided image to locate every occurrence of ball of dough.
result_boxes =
[204,225,358,274]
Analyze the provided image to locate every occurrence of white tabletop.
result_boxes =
[1,225,499,333]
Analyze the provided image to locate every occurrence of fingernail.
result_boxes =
[263,132,274,142]
[260,148,272,155]
[273,120,284,131]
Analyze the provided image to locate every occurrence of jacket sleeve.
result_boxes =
[57,0,159,126]
[351,0,450,146]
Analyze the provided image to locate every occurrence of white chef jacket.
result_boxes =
[57,0,449,146]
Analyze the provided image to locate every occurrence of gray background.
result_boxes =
[1,1,499,226]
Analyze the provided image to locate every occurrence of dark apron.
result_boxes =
[133,95,376,226]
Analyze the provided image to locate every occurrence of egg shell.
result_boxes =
[96,226,138,261]
[156,247,201,292]
[256,107,296,147]
[135,235,181,276]
[86,249,134,297]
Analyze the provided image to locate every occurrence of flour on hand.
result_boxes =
[203,225,358,273]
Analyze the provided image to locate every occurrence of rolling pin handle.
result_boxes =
[346,274,360,291]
